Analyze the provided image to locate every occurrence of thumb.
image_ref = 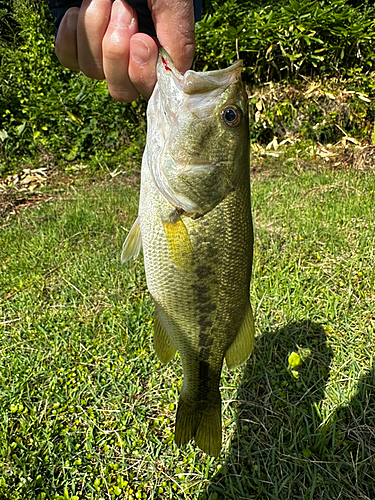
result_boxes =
[148,0,195,74]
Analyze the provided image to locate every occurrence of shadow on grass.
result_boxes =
[328,367,375,498]
[195,321,348,500]
[205,320,375,499]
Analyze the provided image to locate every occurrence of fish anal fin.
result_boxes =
[162,214,194,270]
[175,392,222,457]
[225,302,255,370]
[153,312,176,364]
[121,216,142,264]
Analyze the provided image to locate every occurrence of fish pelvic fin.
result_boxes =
[162,213,194,270]
[225,301,255,370]
[121,216,142,264]
[174,392,222,457]
[153,311,176,364]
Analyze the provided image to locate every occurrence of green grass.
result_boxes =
[0,160,375,499]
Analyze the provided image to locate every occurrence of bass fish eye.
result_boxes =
[221,105,242,127]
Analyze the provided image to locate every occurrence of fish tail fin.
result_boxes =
[194,400,222,457]
[174,392,222,457]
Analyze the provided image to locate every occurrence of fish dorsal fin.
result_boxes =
[121,216,142,264]
[153,311,176,364]
[162,213,194,269]
[225,302,255,370]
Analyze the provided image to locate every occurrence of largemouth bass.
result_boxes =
[122,49,254,457]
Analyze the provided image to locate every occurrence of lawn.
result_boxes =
[0,154,374,500]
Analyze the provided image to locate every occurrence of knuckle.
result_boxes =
[102,34,129,61]
[82,0,112,26]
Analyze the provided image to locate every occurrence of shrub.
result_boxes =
[0,1,145,176]
[195,0,375,82]
[1,0,375,176]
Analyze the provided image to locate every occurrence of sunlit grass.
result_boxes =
[0,163,374,499]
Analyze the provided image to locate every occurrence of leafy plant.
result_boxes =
[196,0,375,82]
[0,1,146,176]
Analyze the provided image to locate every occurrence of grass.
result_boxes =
[0,155,375,499]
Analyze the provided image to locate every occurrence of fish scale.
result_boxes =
[122,48,254,457]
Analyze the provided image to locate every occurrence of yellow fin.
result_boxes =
[225,302,255,370]
[153,312,176,364]
[121,216,142,264]
[162,214,194,269]
[194,403,222,457]
[174,392,222,457]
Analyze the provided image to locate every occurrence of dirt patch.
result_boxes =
[0,191,53,218]
[0,164,141,222]
[352,145,375,170]
[0,165,64,220]
[328,144,375,171]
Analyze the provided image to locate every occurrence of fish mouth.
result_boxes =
[158,48,243,96]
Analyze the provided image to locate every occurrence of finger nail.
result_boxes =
[67,9,78,34]
[131,37,150,65]
[111,0,135,28]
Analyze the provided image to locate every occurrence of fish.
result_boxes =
[121,49,254,457]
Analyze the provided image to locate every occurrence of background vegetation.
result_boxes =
[1,0,375,175]
[197,0,375,80]
[0,0,145,177]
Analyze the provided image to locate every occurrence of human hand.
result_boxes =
[54,0,195,102]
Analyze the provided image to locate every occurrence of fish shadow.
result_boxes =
[204,320,375,499]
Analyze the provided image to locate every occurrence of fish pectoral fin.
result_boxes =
[225,302,255,370]
[153,312,176,364]
[121,216,142,264]
[162,214,194,269]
